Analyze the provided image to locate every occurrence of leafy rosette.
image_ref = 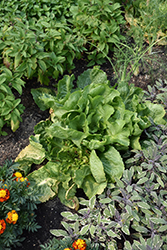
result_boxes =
[15,66,165,209]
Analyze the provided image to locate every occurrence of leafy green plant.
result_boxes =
[0,67,25,135]
[15,67,165,208]
[0,159,41,249]
[48,122,167,249]
[70,0,125,66]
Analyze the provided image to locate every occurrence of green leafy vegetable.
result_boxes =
[16,67,166,207]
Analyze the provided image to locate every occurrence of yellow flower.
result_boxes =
[64,248,72,250]
[6,210,18,224]
[13,172,22,178]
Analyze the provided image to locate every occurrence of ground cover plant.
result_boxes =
[0,0,167,249]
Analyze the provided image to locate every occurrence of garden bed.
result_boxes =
[0,45,167,249]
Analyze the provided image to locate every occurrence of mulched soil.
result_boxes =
[0,45,167,250]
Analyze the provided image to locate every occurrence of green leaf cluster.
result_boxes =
[0,0,125,135]
[0,67,25,135]
[0,159,41,249]
[15,67,165,208]
[49,123,167,249]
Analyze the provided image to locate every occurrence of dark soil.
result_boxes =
[0,45,167,250]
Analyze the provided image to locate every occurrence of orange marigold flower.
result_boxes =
[20,177,30,187]
[13,172,22,181]
[64,248,72,250]
[0,219,6,234]
[72,239,87,250]
[6,210,18,224]
[0,188,10,202]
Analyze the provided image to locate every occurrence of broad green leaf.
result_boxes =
[0,74,6,85]
[14,53,21,69]
[90,150,106,183]
[145,102,166,124]
[77,66,109,89]
[46,124,87,147]
[38,59,47,72]
[82,175,107,199]
[28,165,57,202]
[57,74,75,99]
[133,225,148,233]
[99,146,124,182]
[15,142,45,173]
[11,119,20,132]
[31,88,57,111]
[61,212,79,221]
[74,165,91,187]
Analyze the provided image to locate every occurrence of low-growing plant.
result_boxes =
[0,159,41,249]
[70,0,125,66]
[15,67,165,209]
[47,122,167,249]
[0,67,25,136]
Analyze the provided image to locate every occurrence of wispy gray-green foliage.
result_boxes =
[15,67,165,209]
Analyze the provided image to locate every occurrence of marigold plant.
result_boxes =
[0,159,41,249]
